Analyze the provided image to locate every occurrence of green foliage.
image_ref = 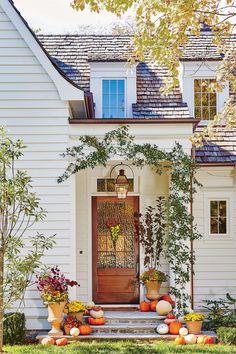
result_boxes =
[140,269,167,283]
[59,125,202,311]
[3,312,26,345]
[203,296,236,331]
[217,327,236,345]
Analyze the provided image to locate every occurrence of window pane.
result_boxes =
[211,218,218,234]
[201,93,208,106]
[210,107,216,120]
[219,217,227,234]
[210,201,218,217]
[195,106,201,119]
[202,107,209,120]
[194,79,201,92]
[118,80,125,93]
[210,93,216,106]
[194,93,201,106]
[103,94,109,107]
[103,80,109,94]
[219,201,227,216]
[110,80,117,94]
[117,108,125,118]
[118,94,125,107]
[110,94,117,107]
[202,79,210,90]
[102,108,109,118]
[109,108,117,118]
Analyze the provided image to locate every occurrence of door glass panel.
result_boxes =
[97,200,135,269]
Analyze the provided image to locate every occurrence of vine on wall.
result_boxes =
[58,125,202,312]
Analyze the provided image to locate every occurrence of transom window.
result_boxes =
[210,200,227,234]
[194,79,217,120]
[102,79,125,118]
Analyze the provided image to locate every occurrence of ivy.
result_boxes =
[58,125,202,312]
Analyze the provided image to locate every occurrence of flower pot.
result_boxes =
[145,280,161,301]
[68,312,84,322]
[64,324,71,335]
[47,301,66,336]
[186,321,203,335]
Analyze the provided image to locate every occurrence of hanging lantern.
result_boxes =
[115,169,129,199]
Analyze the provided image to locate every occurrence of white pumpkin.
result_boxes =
[185,334,197,344]
[70,327,80,337]
[86,301,95,309]
[156,323,169,335]
[156,300,172,316]
[90,309,104,319]
[179,327,188,336]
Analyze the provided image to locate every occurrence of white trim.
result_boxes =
[0,0,84,101]
[203,190,234,241]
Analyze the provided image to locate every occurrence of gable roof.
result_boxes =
[1,0,84,100]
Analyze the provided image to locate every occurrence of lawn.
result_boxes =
[4,341,236,354]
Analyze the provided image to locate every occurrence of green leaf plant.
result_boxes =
[0,127,55,353]
[58,125,202,313]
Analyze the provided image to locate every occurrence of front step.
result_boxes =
[91,323,158,334]
[101,311,165,325]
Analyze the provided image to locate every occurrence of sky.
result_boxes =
[14,0,126,33]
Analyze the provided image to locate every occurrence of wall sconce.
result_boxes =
[110,163,134,199]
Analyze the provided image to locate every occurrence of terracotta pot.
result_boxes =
[145,280,161,301]
[47,301,66,336]
[186,321,203,335]
[68,312,84,322]
[64,324,71,335]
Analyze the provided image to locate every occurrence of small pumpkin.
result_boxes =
[90,307,104,319]
[139,301,150,312]
[156,300,172,315]
[185,334,197,344]
[203,336,215,345]
[156,323,169,335]
[88,317,105,325]
[41,337,55,346]
[169,321,182,335]
[150,300,158,312]
[79,324,92,335]
[70,327,80,337]
[55,338,68,346]
[175,336,186,345]
[166,314,175,319]
[164,318,176,325]
[179,327,188,337]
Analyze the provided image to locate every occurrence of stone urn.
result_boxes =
[145,280,161,301]
[47,301,66,336]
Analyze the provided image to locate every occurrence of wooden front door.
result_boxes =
[92,196,139,304]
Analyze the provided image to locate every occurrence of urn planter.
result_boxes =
[47,301,66,336]
[186,320,203,335]
[145,280,161,301]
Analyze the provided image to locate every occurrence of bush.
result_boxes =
[217,327,236,345]
[3,312,26,345]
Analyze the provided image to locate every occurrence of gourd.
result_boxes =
[70,327,80,337]
[79,324,92,335]
[41,337,55,346]
[164,318,176,325]
[139,301,150,312]
[185,334,197,344]
[169,321,182,335]
[175,336,186,345]
[88,317,106,325]
[86,301,95,309]
[90,307,104,319]
[156,323,169,335]
[156,300,172,315]
[150,301,158,312]
[179,327,188,336]
[55,338,68,346]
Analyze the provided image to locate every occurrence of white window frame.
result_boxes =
[203,190,233,241]
[193,77,218,122]
[101,78,127,119]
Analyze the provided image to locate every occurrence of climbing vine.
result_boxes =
[58,125,202,312]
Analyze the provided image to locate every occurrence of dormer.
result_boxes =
[89,61,137,118]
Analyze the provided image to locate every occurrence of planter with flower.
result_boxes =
[184,313,205,334]
[63,316,81,335]
[36,266,79,336]
[64,301,86,322]
[134,197,167,300]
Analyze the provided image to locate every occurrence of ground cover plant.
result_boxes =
[4,341,236,354]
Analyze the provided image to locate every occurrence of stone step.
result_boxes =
[89,311,165,325]
[37,331,216,343]
[90,323,158,334]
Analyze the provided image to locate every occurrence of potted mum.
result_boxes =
[134,197,167,300]
[64,301,86,322]
[36,266,79,336]
[184,313,205,334]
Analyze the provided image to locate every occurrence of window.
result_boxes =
[97,178,134,192]
[194,79,217,120]
[102,79,125,118]
[210,200,227,234]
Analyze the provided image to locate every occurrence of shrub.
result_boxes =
[3,312,26,345]
[217,327,236,345]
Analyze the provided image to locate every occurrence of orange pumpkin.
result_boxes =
[88,317,105,325]
[150,301,158,312]
[139,301,150,312]
[55,338,68,346]
[79,324,92,335]
[175,336,186,345]
[169,321,182,335]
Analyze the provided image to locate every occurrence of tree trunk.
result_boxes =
[0,250,4,353]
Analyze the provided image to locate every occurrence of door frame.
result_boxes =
[92,196,140,304]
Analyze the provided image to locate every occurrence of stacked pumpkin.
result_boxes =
[139,294,175,313]
[88,306,106,326]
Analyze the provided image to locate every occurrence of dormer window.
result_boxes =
[194,79,217,120]
[102,79,125,118]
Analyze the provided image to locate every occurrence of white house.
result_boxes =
[0,0,235,330]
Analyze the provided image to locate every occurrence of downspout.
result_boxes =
[190,146,195,310]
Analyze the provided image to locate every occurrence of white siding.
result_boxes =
[0,5,74,330]
[193,167,236,309]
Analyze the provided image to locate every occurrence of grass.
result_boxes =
[4,341,236,354]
